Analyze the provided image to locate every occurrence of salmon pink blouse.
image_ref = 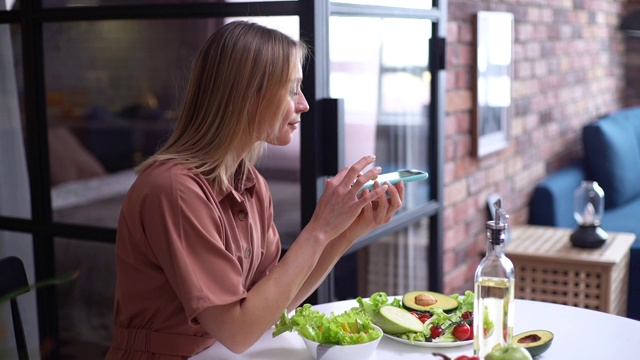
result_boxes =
[105,161,280,359]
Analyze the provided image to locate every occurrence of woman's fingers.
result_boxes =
[351,166,383,192]
[360,188,374,218]
[370,181,403,223]
[384,181,403,222]
[357,180,388,205]
[330,155,379,190]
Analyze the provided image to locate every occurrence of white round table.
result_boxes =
[190,299,640,359]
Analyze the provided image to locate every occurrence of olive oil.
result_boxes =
[473,199,515,358]
[473,277,514,358]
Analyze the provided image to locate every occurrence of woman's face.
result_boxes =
[267,64,309,146]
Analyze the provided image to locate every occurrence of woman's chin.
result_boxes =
[266,137,292,147]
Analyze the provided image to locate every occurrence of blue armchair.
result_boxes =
[529,107,640,320]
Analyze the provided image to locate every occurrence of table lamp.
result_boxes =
[570,180,608,248]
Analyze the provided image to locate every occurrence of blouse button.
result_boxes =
[244,247,252,258]
[238,210,247,221]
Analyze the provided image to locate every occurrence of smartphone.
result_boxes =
[361,169,428,190]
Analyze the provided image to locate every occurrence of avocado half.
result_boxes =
[512,329,554,357]
[402,290,458,312]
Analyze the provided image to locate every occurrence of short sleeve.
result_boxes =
[137,167,247,323]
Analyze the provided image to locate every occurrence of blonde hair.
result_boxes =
[137,20,308,191]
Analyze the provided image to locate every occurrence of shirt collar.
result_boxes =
[215,164,257,202]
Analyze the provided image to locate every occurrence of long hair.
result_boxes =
[137,21,308,191]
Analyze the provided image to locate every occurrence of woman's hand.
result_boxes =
[338,180,405,243]
[305,155,389,243]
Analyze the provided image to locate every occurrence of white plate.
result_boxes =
[383,333,473,348]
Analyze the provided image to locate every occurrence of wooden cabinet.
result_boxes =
[506,225,635,316]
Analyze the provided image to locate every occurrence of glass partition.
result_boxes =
[0,231,39,360]
[54,235,114,358]
[330,0,433,9]
[43,0,293,8]
[43,16,302,238]
[0,23,29,219]
[44,18,200,227]
[38,14,302,357]
[3,0,447,354]
[363,218,430,294]
[1,0,16,10]
[329,16,432,210]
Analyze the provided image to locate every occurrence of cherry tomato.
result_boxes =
[430,325,443,339]
[461,311,473,320]
[418,313,432,323]
[466,324,474,340]
[452,323,471,341]
[454,356,471,360]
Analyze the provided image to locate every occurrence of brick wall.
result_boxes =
[443,0,627,294]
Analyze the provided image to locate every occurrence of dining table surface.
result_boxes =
[190,297,640,359]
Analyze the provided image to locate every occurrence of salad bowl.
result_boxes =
[300,324,383,360]
[273,303,383,360]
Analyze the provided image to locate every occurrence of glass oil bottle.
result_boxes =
[473,199,515,358]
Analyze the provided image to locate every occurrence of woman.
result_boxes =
[106,20,404,359]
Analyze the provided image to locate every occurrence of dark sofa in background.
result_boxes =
[529,106,640,320]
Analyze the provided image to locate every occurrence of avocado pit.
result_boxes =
[511,329,553,357]
[517,334,541,344]
[415,293,437,306]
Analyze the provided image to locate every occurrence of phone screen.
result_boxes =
[375,170,421,183]
[362,169,428,190]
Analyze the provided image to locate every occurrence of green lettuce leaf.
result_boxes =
[355,291,402,319]
[273,304,381,345]
[451,290,475,316]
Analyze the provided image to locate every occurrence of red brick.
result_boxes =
[448,22,459,43]
[443,251,457,274]
[454,134,472,159]
[444,178,468,206]
[455,68,473,89]
[467,169,488,194]
[444,140,456,162]
[458,22,474,43]
[443,223,468,252]
[445,114,459,137]
[454,157,477,179]
[443,205,456,229]
[443,266,469,295]
[446,90,473,113]
[455,112,472,133]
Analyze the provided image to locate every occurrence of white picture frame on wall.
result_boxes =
[474,11,514,157]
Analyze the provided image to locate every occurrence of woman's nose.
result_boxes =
[297,92,310,113]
